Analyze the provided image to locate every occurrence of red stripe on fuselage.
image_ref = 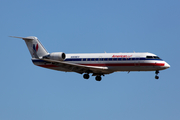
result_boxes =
[35,62,165,68]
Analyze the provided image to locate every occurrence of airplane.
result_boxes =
[10,36,170,81]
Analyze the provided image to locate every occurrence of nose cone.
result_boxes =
[165,62,170,69]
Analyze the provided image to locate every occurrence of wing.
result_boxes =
[41,58,113,74]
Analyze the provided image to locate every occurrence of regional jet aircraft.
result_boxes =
[11,36,170,81]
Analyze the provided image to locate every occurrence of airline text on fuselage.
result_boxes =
[112,55,133,58]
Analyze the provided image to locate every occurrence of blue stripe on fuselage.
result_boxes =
[32,57,163,63]
[64,57,162,61]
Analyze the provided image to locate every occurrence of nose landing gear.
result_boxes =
[155,70,159,79]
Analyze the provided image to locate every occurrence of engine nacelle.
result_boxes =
[43,52,66,61]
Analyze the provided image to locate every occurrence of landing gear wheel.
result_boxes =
[155,70,159,79]
[155,75,159,79]
[95,76,102,81]
[83,74,90,79]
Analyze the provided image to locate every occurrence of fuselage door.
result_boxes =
[98,56,103,63]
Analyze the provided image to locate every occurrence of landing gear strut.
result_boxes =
[155,70,159,79]
[83,73,90,79]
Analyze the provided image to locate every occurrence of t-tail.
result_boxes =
[10,36,49,58]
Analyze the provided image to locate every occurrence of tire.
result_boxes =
[95,76,102,81]
[155,76,159,79]
[83,74,89,79]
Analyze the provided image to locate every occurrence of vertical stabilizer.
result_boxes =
[10,36,49,58]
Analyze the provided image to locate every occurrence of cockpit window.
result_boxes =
[146,56,153,59]
[153,56,160,59]
[146,56,161,59]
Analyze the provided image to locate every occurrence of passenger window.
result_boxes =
[99,58,103,61]
[113,58,117,61]
[91,58,95,61]
[127,58,131,60]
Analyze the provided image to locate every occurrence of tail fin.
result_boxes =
[10,36,49,58]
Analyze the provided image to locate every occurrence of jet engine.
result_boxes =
[43,52,66,61]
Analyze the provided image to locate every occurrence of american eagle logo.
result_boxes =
[33,44,39,55]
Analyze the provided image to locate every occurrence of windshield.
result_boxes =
[146,56,161,59]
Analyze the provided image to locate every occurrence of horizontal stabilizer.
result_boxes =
[9,36,34,40]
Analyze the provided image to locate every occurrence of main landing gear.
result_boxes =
[83,73,90,79]
[83,73,102,81]
[155,70,159,79]
[95,75,102,81]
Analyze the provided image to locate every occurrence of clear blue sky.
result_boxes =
[0,0,179,120]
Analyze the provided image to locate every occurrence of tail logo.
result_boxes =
[33,44,39,54]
